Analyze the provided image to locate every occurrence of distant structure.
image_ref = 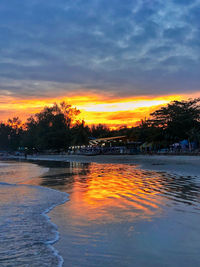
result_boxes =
[69,135,141,155]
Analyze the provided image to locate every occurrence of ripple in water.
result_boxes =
[1,161,200,267]
[39,162,200,224]
[40,162,200,266]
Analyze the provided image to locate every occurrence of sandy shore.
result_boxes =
[17,154,200,177]
[4,154,199,266]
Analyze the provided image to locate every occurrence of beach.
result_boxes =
[0,161,68,266]
[23,153,200,177]
[1,0,200,266]
[1,155,200,266]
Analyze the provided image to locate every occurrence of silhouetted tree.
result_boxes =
[23,102,80,151]
[0,118,23,150]
[71,120,90,145]
[1,98,200,152]
[90,124,111,138]
[0,123,12,150]
[148,98,200,143]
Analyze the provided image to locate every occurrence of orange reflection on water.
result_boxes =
[58,163,165,225]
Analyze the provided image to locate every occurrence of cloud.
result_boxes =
[0,0,199,99]
[172,0,195,5]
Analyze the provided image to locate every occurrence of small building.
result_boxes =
[69,136,141,155]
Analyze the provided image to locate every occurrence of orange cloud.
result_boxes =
[0,92,196,127]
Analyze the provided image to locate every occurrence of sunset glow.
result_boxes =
[0,1,199,127]
[0,93,192,127]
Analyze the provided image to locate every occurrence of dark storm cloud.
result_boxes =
[0,0,199,98]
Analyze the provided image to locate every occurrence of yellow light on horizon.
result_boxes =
[82,99,170,113]
[0,92,194,127]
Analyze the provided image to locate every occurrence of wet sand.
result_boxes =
[24,154,200,177]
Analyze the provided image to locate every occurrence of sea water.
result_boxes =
[1,160,200,266]
[43,162,200,267]
[0,161,68,267]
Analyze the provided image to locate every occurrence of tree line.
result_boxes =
[0,98,200,152]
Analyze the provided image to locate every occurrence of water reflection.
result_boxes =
[32,162,200,224]
[6,160,200,266]
[0,161,48,184]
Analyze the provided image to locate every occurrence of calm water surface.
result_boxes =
[34,161,200,267]
[0,160,200,266]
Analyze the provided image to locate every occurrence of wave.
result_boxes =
[0,183,68,267]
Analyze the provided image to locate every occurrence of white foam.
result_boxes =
[0,162,69,267]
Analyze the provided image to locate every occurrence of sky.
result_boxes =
[0,0,200,127]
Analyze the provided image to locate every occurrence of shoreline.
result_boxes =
[44,154,200,267]
[2,155,200,266]
[8,154,200,177]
